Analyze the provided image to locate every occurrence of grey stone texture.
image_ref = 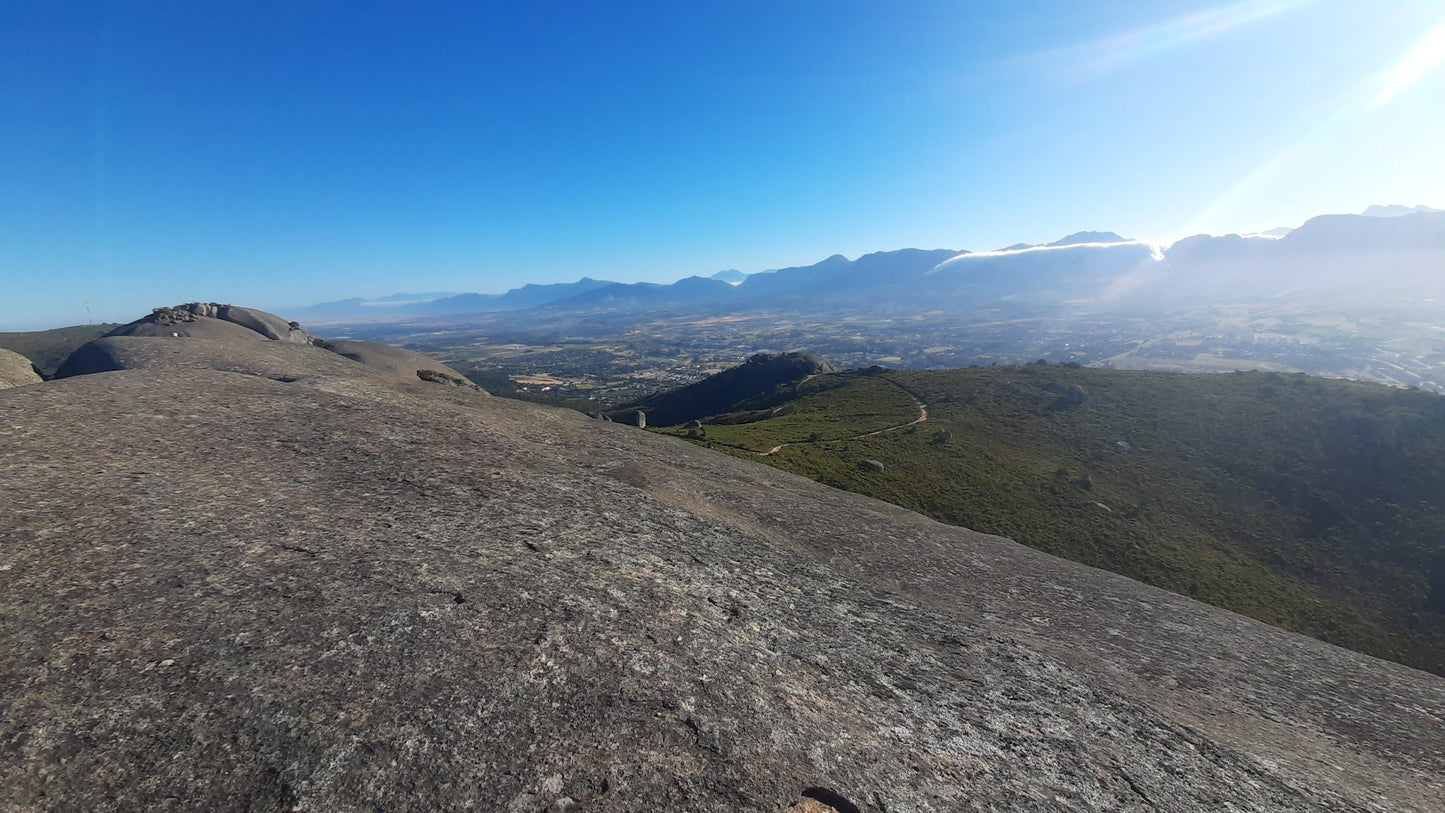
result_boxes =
[0,361,1440,811]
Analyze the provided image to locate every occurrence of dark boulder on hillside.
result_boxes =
[616,351,836,427]
[0,347,42,388]
[0,366,1440,810]
[1049,383,1090,411]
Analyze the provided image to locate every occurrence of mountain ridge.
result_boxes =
[280,207,1445,325]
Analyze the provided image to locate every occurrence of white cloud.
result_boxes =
[927,240,1163,274]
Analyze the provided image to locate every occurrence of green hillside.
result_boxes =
[609,351,835,426]
[656,364,1445,674]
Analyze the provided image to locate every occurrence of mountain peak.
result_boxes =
[710,269,748,285]
[1047,231,1129,247]
[1362,204,1441,218]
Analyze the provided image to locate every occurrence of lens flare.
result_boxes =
[1372,24,1445,107]
[1029,0,1313,77]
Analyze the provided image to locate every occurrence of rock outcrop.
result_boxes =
[108,303,318,344]
[53,336,365,381]
[0,347,42,388]
[52,304,484,392]
[0,355,1441,810]
[1049,383,1089,411]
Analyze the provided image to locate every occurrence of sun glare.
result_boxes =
[1035,0,1313,77]
[1372,23,1445,107]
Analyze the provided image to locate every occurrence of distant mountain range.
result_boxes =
[709,269,748,284]
[291,206,1445,322]
[1362,204,1441,218]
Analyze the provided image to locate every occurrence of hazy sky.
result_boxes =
[3,0,1443,328]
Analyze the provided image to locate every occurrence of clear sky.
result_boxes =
[3,0,1443,328]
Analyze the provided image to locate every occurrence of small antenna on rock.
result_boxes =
[84,296,93,325]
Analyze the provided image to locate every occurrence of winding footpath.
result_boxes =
[756,379,928,457]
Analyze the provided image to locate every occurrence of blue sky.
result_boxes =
[3,0,1443,328]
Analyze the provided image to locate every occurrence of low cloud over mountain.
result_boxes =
[293,207,1445,321]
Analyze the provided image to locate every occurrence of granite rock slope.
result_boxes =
[0,348,42,388]
[319,339,479,388]
[0,367,1441,811]
[53,336,366,381]
[53,303,479,391]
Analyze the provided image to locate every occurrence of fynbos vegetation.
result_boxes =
[659,364,1445,674]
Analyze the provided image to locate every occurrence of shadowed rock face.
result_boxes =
[0,348,42,388]
[1,363,1441,811]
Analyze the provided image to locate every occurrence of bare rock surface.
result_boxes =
[320,339,479,388]
[106,303,317,344]
[53,336,369,381]
[0,348,42,388]
[0,368,1441,811]
[53,304,484,393]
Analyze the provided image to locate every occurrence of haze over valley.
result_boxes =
[292,206,1445,406]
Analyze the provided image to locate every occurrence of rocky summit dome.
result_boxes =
[52,303,480,391]
[107,302,319,343]
[0,322,1441,811]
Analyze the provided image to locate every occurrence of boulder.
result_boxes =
[1050,384,1089,411]
[0,348,42,388]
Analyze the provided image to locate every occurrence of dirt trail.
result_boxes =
[756,380,927,457]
